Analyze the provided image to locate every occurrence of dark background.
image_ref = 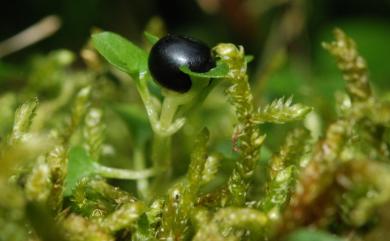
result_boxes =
[1,0,389,57]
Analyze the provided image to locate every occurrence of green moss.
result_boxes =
[0,28,390,241]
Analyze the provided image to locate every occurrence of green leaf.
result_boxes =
[179,61,229,79]
[92,31,148,75]
[245,55,254,63]
[286,229,343,241]
[144,31,159,45]
[64,146,97,196]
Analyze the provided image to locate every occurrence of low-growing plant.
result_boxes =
[0,28,390,241]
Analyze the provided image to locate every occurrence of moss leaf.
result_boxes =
[253,96,312,124]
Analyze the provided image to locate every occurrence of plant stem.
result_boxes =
[151,96,179,194]
[159,95,178,129]
[94,164,154,180]
[133,142,149,199]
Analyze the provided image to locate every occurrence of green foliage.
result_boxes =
[92,32,148,76]
[245,55,254,63]
[212,43,265,206]
[179,61,229,78]
[61,214,113,241]
[1,28,390,241]
[286,229,343,241]
[65,146,154,196]
[158,129,210,240]
[63,86,91,143]
[71,177,136,217]
[194,208,268,241]
[84,108,105,161]
[253,97,312,124]
[65,146,96,196]
[46,145,67,212]
[143,31,159,45]
[323,28,372,101]
[260,129,311,214]
[9,97,38,144]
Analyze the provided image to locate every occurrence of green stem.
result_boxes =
[159,95,178,129]
[133,142,149,199]
[94,164,154,180]
[151,96,179,194]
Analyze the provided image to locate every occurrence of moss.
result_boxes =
[0,28,389,241]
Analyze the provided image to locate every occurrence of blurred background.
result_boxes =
[1,2,389,89]
[0,0,389,148]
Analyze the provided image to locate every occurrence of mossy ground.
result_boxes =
[1,28,390,241]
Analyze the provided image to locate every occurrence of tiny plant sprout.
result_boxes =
[148,34,216,93]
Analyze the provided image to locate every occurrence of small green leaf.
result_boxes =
[64,146,97,196]
[144,31,159,45]
[245,55,254,63]
[179,61,229,79]
[92,31,148,75]
[286,229,343,241]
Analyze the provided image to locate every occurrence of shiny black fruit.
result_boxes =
[148,34,215,93]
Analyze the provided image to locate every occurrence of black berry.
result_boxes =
[148,34,215,93]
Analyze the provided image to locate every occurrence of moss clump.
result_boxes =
[0,28,389,241]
